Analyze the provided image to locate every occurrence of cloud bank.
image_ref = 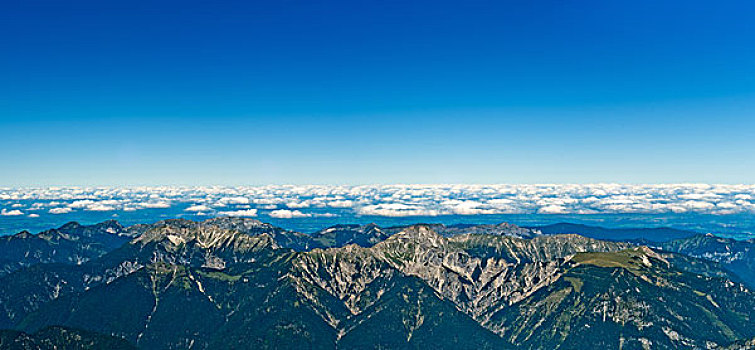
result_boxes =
[1,184,754,218]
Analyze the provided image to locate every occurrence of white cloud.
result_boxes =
[285,201,310,209]
[68,200,96,208]
[218,209,258,217]
[269,209,311,218]
[137,201,171,209]
[716,202,737,209]
[49,207,73,214]
[28,213,40,218]
[442,200,498,215]
[326,200,355,208]
[217,197,250,205]
[85,204,116,211]
[185,204,212,212]
[680,200,715,210]
[29,203,45,210]
[1,209,24,216]
[538,205,568,214]
[2,184,754,218]
[358,203,440,217]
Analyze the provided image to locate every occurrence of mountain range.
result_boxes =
[1,218,754,349]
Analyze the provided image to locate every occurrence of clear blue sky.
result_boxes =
[1,0,754,186]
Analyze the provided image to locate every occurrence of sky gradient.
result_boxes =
[2,0,754,186]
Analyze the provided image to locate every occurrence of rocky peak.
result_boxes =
[58,221,82,230]
[384,225,445,246]
[310,223,390,248]
[488,222,542,238]
[200,217,268,230]
[10,230,32,239]
[132,218,281,255]
[0,221,134,278]
[372,225,448,265]
[93,219,125,233]
[636,245,668,264]
[125,220,279,272]
[135,220,234,247]
[438,222,541,239]
[381,222,541,239]
[28,220,127,242]
[360,223,385,235]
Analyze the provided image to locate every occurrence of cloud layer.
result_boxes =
[1,184,754,219]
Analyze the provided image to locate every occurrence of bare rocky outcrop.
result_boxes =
[288,224,633,334]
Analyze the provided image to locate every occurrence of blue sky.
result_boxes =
[1,0,754,186]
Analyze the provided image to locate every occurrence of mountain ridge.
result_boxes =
[2,218,754,349]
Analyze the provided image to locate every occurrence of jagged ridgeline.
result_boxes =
[1,218,754,349]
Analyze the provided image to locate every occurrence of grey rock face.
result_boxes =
[288,224,634,334]
[310,223,390,248]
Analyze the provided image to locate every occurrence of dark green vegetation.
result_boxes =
[0,220,135,277]
[1,218,754,349]
[0,326,135,349]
